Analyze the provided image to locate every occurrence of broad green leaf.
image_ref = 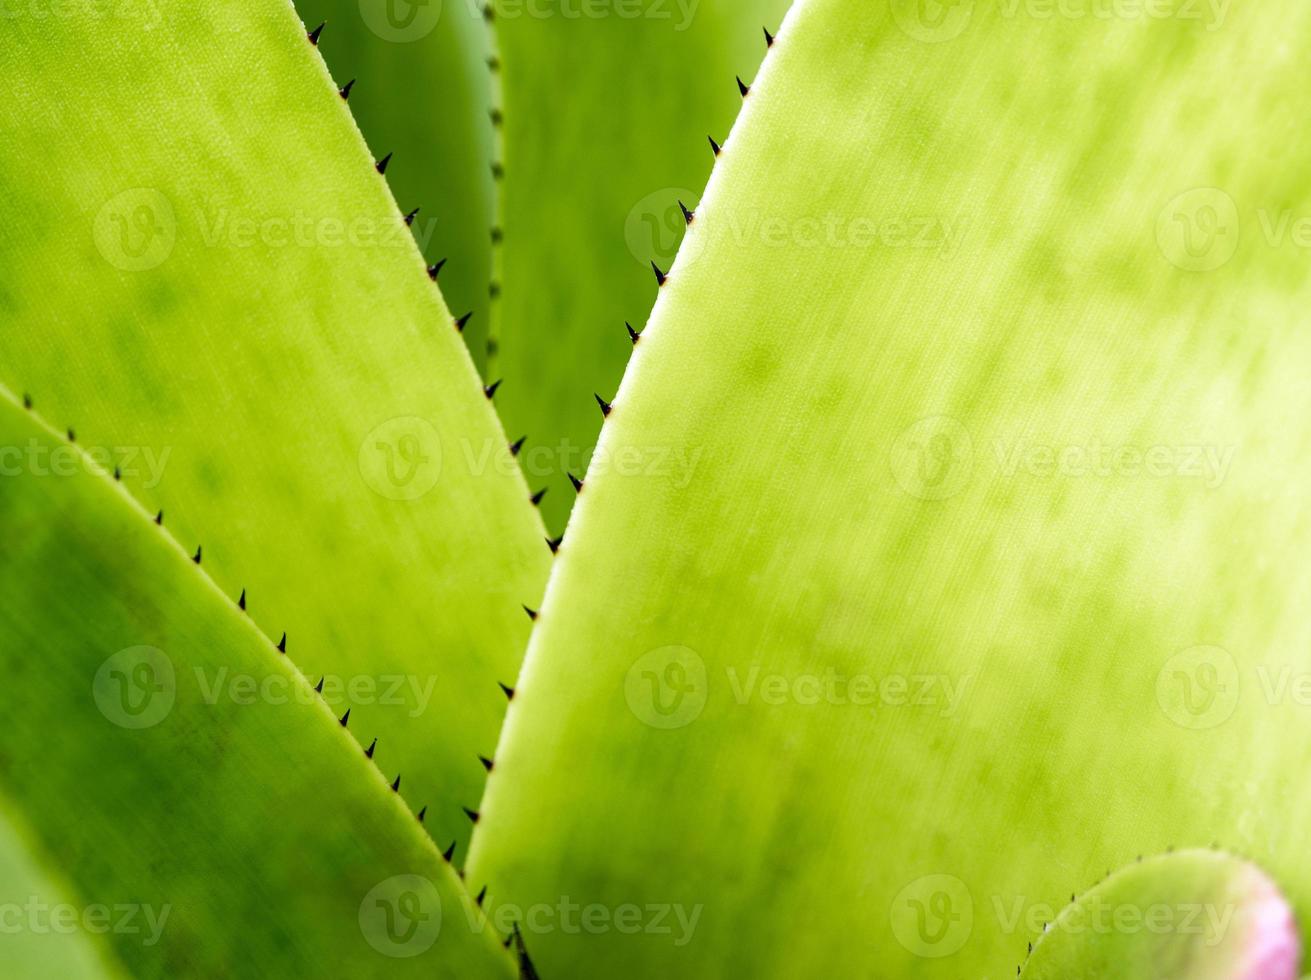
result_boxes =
[467,0,1311,976]
[292,0,498,370]
[0,390,511,978]
[1020,851,1299,980]
[0,803,123,980]
[489,0,793,530]
[0,0,549,855]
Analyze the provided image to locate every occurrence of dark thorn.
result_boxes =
[679,200,695,225]
[67,427,75,442]
[650,260,666,286]
[428,258,447,280]
[530,488,547,506]
[626,321,641,344]
[568,472,583,493]
[476,885,487,906]
[391,774,401,792]
[709,135,722,156]
[489,281,501,299]
[504,933,514,949]
[491,162,505,180]
[404,207,419,226]
[339,708,350,727]
[375,152,392,174]
[490,108,503,126]
[192,546,202,565]
[463,807,480,824]
[442,840,457,862]
[484,379,502,400]
[487,55,501,71]
[764,26,775,47]
[1028,942,1032,954]
[491,225,504,243]
[479,755,494,772]
[509,436,526,456]
[278,632,287,654]
[113,466,121,481]
[417,806,427,823]
[22,393,31,409]
[522,605,538,621]
[456,311,473,332]
[514,925,541,980]
[365,737,376,759]
[594,393,612,417]
[308,21,324,45]
[155,510,163,525]
[498,682,514,700]
[737,75,750,97]
[546,535,563,554]
[339,78,355,100]
[482,3,494,20]
[238,588,247,611]
[315,677,325,694]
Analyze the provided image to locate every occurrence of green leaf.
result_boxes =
[0,1,549,855]
[0,389,511,979]
[489,0,793,530]
[1019,851,1299,980]
[467,0,1311,976]
[291,0,498,370]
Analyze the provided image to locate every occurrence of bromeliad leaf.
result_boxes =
[487,0,793,531]
[0,0,549,855]
[0,389,513,979]
[466,0,1311,976]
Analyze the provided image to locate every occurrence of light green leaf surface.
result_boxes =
[0,802,123,980]
[490,0,793,531]
[468,0,1311,976]
[0,0,549,855]
[0,390,511,979]
[1020,851,1299,980]
[292,0,498,370]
